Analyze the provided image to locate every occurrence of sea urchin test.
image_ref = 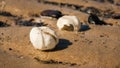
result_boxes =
[30,26,59,50]
[57,16,81,31]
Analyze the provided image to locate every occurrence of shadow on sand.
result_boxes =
[45,39,72,52]
[79,24,91,32]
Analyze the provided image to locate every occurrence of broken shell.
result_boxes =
[88,13,107,25]
[40,10,63,19]
[57,16,81,31]
[30,26,59,50]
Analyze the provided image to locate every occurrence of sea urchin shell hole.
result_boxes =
[61,24,74,31]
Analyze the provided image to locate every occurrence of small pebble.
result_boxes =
[9,48,12,51]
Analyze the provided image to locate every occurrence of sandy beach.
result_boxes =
[0,0,120,68]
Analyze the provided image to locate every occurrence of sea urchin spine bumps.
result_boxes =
[57,16,81,31]
[30,26,59,50]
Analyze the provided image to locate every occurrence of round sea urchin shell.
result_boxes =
[30,26,59,50]
[57,16,81,31]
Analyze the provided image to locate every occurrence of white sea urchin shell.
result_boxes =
[30,26,59,50]
[57,16,81,31]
